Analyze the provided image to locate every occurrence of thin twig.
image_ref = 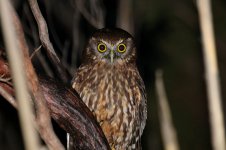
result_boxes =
[74,0,105,29]
[155,70,180,150]
[196,1,226,150]
[0,86,17,108]
[0,75,12,86]
[30,45,54,78]
[28,0,68,82]
[0,1,40,150]
[36,51,54,77]
[30,45,42,59]
[37,52,54,77]
[22,3,54,78]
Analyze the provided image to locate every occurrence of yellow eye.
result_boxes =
[97,43,107,53]
[117,43,126,53]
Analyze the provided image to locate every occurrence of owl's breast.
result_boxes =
[72,64,141,149]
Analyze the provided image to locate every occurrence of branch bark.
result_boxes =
[40,77,110,150]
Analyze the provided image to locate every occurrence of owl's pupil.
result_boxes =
[99,45,105,50]
[119,45,125,51]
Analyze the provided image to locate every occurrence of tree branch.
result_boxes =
[0,1,110,150]
[0,1,40,149]
[28,0,68,83]
[40,77,110,150]
[0,59,110,150]
[10,3,65,150]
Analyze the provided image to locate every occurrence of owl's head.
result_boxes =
[83,28,136,65]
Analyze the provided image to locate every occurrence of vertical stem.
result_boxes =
[156,70,180,150]
[197,0,226,150]
[0,1,40,150]
[116,0,134,35]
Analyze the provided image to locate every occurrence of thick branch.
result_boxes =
[40,77,110,150]
[0,59,110,150]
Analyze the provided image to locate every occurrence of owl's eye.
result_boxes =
[117,44,126,53]
[97,43,107,53]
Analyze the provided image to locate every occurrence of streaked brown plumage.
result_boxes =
[72,28,147,150]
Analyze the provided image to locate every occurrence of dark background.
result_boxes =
[1,0,226,149]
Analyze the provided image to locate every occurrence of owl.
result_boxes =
[72,28,147,150]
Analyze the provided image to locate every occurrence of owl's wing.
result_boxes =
[134,73,147,150]
[137,76,147,137]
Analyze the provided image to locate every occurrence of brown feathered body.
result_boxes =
[72,28,147,150]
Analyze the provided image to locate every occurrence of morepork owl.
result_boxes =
[72,28,147,150]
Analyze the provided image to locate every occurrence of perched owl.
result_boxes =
[72,28,147,150]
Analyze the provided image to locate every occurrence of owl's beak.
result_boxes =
[110,49,114,63]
